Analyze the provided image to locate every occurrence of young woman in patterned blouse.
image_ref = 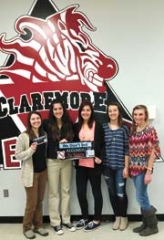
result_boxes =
[129,105,160,237]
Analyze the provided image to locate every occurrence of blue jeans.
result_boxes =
[104,167,128,217]
[132,171,151,210]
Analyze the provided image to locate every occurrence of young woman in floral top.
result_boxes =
[129,105,160,237]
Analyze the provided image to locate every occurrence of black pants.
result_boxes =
[103,167,128,217]
[76,166,103,221]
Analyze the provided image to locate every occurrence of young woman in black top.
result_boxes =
[43,99,75,235]
[15,111,49,239]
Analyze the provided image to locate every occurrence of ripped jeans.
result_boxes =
[103,167,128,217]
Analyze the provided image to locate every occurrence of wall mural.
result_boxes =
[0,0,132,169]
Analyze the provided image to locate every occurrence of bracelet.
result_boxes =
[147,167,152,172]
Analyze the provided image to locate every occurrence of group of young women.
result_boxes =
[15,99,160,239]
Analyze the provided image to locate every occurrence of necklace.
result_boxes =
[108,123,119,145]
[108,130,117,145]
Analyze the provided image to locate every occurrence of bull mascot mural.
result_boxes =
[0,1,131,169]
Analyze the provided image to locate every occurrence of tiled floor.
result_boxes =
[0,221,164,240]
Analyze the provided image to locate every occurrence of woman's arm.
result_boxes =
[123,125,130,178]
[144,126,160,184]
[123,155,129,178]
[144,149,155,184]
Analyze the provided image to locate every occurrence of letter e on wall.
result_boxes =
[2,137,21,169]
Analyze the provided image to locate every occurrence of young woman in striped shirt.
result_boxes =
[103,102,129,231]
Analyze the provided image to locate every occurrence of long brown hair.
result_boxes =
[130,104,149,135]
[107,102,123,127]
[25,111,45,139]
[48,99,74,141]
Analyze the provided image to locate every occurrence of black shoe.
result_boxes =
[76,219,88,230]
[62,222,76,232]
[84,221,100,232]
[53,225,64,235]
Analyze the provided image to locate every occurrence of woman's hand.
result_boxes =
[95,157,102,164]
[144,171,152,184]
[31,142,37,151]
[123,167,129,178]
[60,138,68,143]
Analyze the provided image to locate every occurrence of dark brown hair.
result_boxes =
[78,100,95,128]
[48,99,74,141]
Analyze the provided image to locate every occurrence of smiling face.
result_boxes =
[133,108,147,125]
[53,103,64,120]
[30,113,42,130]
[108,104,120,122]
[81,105,92,122]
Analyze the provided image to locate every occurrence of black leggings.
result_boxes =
[76,166,103,221]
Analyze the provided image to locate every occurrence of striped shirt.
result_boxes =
[103,123,129,169]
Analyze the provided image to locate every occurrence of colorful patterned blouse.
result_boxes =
[129,125,160,176]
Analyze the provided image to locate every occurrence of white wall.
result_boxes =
[0,0,164,216]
